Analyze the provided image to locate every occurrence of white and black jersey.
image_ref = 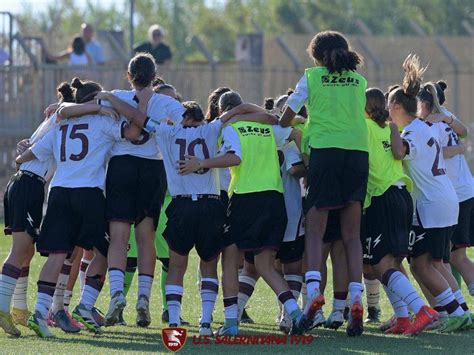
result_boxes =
[402,118,458,228]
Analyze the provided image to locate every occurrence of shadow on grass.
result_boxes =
[24,325,472,354]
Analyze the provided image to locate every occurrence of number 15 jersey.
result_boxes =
[31,115,124,190]
[146,119,222,197]
[401,118,458,228]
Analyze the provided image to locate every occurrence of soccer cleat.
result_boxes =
[199,322,213,336]
[136,295,151,327]
[215,324,239,336]
[459,314,472,331]
[290,313,307,335]
[105,291,127,327]
[0,310,21,337]
[52,310,81,333]
[379,315,396,332]
[302,290,325,329]
[11,308,30,327]
[324,310,344,330]
[240,308,255,324]
[403,306,438,335]
[309,309,326,330]
[343,306,350,320]
[385,317,412,334]
[66,311,84,330]
[161,310,189,325]
[365,306,381,323]
[47,312,55,327]
[346,299,364,337]
[117,309,127,326]
[279,313,292,335]
[72,304,103,334]
[92,307,106,327]
[28,311,54,338]
[439,314,471,333]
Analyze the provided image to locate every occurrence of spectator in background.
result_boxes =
[134,25,172,65]
[47,36,91,65]
[81,23,105,65]
[0,47,9,65]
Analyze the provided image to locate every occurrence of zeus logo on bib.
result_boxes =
[237,126,271,136]
[321,75,360,86]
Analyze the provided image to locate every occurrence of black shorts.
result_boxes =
[306,148,368,211]
[4,171,45,241]
[163,196,224,262]
[106,155,167,229]
[410,225,453,263]
[275,236,305,264]
[323,210,342,244]
[224,191,287,252]
[363,186,413,265]
[451,198,474,250]
[220,190,229,209]
[38,187,106,256]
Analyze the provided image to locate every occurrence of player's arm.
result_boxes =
[390,123,406,160]
[280,75,307,127]
[15,149,36,165]
[57,102,119,121]
[426,107,468,138]
[288,163,306,178]
[443,143,466,158]
[95,91,148,128]
[178,153,241,175]
[288,128,302,153]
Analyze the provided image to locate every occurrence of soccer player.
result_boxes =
[103,53,185,327]
[280,31,368,336]
[389,55,470,333]
[179,91,305,336]
[417,81,473,327]
[364,87,437,335]
[93,88,277,335]
[0,83,75,337]
[15,77,140,337]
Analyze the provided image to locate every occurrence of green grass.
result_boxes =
[0,225,473,354]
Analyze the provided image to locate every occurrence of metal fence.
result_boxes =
[0,56,473,216]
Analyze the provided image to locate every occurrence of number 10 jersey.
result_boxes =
[147,118,222,197]
[401,118,458,228]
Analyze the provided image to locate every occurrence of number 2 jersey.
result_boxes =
[105,90,185,160]
[431,121,474,202]
[401,118,458,228]
[31,115,124,190]
[145,118,223,196]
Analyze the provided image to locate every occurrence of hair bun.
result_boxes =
[71,77,83,89]
[286,88,295,96]
[57,82,75,103]
[437,80,447,91]
[264,97,274,110]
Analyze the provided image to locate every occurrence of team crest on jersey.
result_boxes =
[162,327,187,352]
[382,140,391,151]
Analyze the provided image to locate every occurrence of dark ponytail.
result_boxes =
[264,97,274,111]
[435,80,447,105]
[205,86,231,122]
[57,77,101,104]
[307,31,362,74]
[365,88,389,128]
[57,82,75,103]
[128,53,157,88]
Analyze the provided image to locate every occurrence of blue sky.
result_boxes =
[0,0,126,14]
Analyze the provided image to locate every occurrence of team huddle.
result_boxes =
[0,30,473,340]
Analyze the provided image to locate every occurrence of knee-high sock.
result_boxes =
[52,260,72,313]
[0,263,21,312]
[12,266,29,311]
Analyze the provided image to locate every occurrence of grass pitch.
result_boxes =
[0,225,472,354]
